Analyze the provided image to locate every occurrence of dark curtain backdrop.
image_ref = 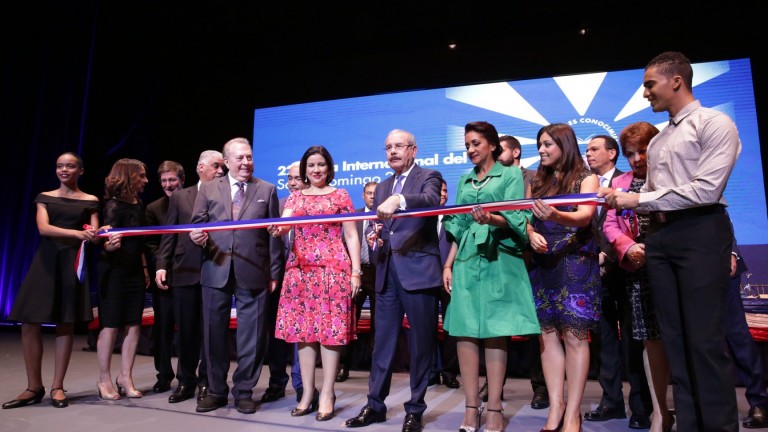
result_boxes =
[0,2,253,320]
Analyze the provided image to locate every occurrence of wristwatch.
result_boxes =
[352,268,364,276]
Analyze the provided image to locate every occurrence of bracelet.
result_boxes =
[351,274,361,278]
[351,268,363,276]
[443,266,452,270]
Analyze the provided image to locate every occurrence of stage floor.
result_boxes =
[0,330,753,431]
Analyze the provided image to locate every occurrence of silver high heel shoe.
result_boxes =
[459,404,484,432]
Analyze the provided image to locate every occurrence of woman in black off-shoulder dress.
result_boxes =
[2,153,100,410]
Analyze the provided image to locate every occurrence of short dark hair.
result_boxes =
[465,121,502,160]
[646,51,693,91]
[299,145,336,185]
[592,135,620,164]
[499,135,522,160]
[157,160,185,182]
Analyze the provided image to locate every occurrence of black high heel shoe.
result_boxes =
[291,388,318,417]
[2,387,45,409]
[315,393,336,421]
[50,388,69,408]
[459,404,484,432]
[540,406,565,432]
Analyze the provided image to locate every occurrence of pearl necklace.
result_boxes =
[471,176,491,190]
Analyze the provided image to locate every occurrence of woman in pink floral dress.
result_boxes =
[271,145,361,421]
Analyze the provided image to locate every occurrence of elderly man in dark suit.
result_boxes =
[190,137,285,414]
[154,150,224,403]
[344,129,443,432]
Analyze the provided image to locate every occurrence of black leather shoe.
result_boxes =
[50,388,69,408]
[428,374,440,386]
[235,398,258,414]
[2,387,45,409]
[628,414,652,429]
[152,379,172,393]
[336,367,349,383]
[531,388,549,410]
[442,374,460,389]
[344,405,387,427]
[196,395,227,413]
[479,382,489,402]
[197,385,208,402]
[584,404,627,421]
[402,412,423,432]
[261,385,285,402]
[168,385,196,403]
[744,406,768,429]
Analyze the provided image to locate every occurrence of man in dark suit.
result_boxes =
[154,150,224,403]
[433,179,460,389]
[727,228,768,429]
[337,180,378,382]
[585,135,651,429]
[190,137,285,414]
[261,161,305,404]
[145,160,185,394]
[344,129,443,432]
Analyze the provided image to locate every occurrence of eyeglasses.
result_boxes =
[383,143,413,152]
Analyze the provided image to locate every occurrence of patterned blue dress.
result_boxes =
[528,171,601,340]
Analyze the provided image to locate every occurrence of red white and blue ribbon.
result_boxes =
[75,224,91,282]
[96,193,604,238]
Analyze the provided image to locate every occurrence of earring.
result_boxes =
[305,177,309,183]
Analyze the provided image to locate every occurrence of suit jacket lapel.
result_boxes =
[237,177,259,220]
[218,178,234,220]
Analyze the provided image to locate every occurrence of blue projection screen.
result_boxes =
[254,58,765,246]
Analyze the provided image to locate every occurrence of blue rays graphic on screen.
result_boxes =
[252,58,765,244]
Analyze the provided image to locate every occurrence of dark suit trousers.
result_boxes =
[173,283,206,387]
[367,260,438,416]
[266,285,291,389]
[436,288,459,378]
[724,274,768,410]
[202,266,269,401]
[646,212,738,431]
[596,269,651,416]
[341,268,376,369]
[153,287,176,382]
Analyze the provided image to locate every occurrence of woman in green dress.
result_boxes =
[442,121,540,432]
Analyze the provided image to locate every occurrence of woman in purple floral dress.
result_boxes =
[272,146,361,422]
[527,123,600,432]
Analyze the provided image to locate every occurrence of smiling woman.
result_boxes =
[526,123,600,432]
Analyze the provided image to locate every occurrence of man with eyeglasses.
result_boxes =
[345,129,444,432]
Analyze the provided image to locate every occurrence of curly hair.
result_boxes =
[104,158,147,202]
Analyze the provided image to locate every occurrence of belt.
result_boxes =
[648,204,724,224]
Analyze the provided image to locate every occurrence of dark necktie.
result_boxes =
[232,181,245,220]
[360,220,369,264]
[393,174,404,194]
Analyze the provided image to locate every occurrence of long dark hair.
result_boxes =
[530,123,586,197]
